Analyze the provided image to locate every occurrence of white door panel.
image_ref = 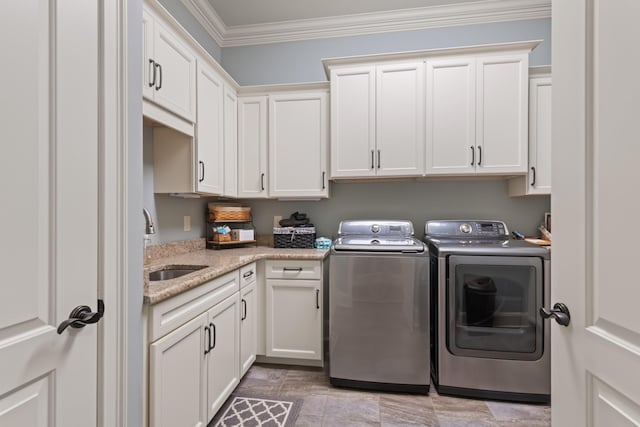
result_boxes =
[330,67,376,178]
[425,58,476,175]
[376,63,425,176]
[0,0,98,426]
[552,0,640,424]
[196,62,224,195]
[476,55,528,173]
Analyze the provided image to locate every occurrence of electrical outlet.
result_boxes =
[274,215,282,228]
[183,215,191,231]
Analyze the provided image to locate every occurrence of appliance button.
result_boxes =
[371,224,380,233]
[460,223,472,234]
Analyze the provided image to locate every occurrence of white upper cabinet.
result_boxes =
[196,61,224,195]
[330,66,376,178]
[143,7,196,122]
[269,92,329,198]
[509,73,552,196]
[330,63,425,178]
[426,53,528,175]
[238,96,268,198]
[475,53,528,174]
[425,57,476,175]
[223,86,238,198]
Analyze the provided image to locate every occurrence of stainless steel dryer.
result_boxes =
[329,220,429,393]
[425,220,550,403]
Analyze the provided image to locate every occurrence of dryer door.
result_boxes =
[447,255,544,361]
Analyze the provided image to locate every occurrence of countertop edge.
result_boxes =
[144,248,329,305]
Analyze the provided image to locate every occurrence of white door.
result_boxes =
[153,18,197,122]
[266,279,322,360]
[528,76,552,195]
[223,86,238,198]
[425,57,476,175]
[196,61,224,195]
[206,294,240,420]
[330,66,376,178]
[0,1,99,426]
[149,313,208,427]
[552,1,640,425]
[476,53,528,174]
[269,92,328,198]
[376,62,425,177]
[240,281,257,376]
[237,96,268,198]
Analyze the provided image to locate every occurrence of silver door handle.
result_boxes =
[540,303,571,326]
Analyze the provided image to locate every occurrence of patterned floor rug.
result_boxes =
[209,393,302,427]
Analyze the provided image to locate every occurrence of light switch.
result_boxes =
[184,215,191,231]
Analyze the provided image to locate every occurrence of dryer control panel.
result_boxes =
[425,220,509,238]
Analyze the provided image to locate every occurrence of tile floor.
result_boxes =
[235,364,551,426]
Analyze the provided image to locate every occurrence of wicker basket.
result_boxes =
[212,233,232,242]
[209,206,251,222]
[273,227,316,249]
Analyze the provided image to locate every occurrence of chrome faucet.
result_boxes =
[143,208,156,235]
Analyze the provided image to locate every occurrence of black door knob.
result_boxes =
[57,300,104,334]
[540,302,571,326]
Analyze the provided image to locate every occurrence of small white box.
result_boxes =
[231,229,254,241]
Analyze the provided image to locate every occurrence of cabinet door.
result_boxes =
[376,62,425,176]
[238,96,268,198]
[223,86,238,198]
[269,92,328,197]
[425,57,477,175]
[266,279,322,360]
[206,293,240,420]
[476,54,528,174]
[142,10,155,100]
[153,19,197,122]
[149,312,207,427]
[330,66,376,178]
[528,77,552,194]
[240,281,257,376]
[196,61,224,195]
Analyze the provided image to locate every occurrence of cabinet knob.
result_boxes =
[530,166,536,186]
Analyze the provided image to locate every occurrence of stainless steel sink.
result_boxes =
[149,266,206,281]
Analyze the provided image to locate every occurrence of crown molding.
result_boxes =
[179,0,227,46]
[181,0,550,48]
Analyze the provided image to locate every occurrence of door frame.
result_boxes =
[99,0,140,426]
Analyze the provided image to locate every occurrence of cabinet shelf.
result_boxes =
[206,239,257,250]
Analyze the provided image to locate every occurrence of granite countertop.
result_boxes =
[144,245,329,305]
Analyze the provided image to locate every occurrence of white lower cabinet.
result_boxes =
[149,312,208,427]
[265,260,323,361]
[147,271,241,427]
[240,281,257,376]
[206,293,241,419]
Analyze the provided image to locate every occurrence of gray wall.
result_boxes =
[157,0,222,62]
[222,18,551,85]
[244,180,549,239]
